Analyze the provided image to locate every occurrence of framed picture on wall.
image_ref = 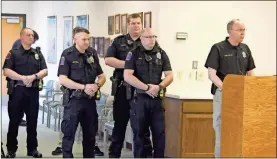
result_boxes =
[121,14,127,34]
[98,37,105,57]
[89,37,94,48]
[94,37,99,52]
[47,16,57,64]
[63,16,73,50]
[115,14,121,34]
[144,12,152,28]
[76,15,89,29]
[134,12,143,26]
[104,38,111,57]
[108,16,114,35]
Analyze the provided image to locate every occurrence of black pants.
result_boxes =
[8,96,24,120]
[109,86,153,158]
[62,98,98,158]
[129,95,165,158]
[6,86,39,153]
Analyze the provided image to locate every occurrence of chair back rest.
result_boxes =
[45,80,54,97]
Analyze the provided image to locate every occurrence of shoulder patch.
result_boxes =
[6,52,12,59]
[60,56,65,65]
[126,52,132,61]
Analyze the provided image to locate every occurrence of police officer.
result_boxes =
[3,27,48,158]
[204,19,256,158]
[9,30,40,127]
[104,13,153,158]
[57,26,106,158]
[124,28,173,158]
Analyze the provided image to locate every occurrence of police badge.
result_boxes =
[34,53,39,60]
[156,52,161,59]
[127,40,133,45]
[87,56,94,64]
[242,52,246,58]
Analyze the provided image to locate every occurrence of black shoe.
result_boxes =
[94,146,104,156]
[6,151,16,158]
[27,150,42,158]
[52,147,62,156]
[19,119,27,126]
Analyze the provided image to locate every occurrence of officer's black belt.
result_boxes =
[15,81,25,87]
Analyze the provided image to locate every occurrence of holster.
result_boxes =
[61,86,70,105]
[32,79,44,91]
[122,81,132,100]
[7,80,14,95]
[110,76,118,96]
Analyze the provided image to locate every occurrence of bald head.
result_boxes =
[140,28,157,50]
[141,28,153,36]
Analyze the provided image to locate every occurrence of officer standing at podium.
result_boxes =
[204,19,256,157]
[3,27,48,158]
[57,26,106,158]
[124,28,173,158]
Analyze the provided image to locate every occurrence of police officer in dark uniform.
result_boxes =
[104,13,153,158]
[204,19,256,157]
[124,28,174,158]
[3,28,48,158]
[57,26,106,158]
[9,30,40,127]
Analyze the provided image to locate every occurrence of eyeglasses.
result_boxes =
[142,35,157,39]
[232,29,247,32]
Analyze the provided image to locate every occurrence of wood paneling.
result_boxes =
[164,97,214,158]
[221,75,276,157]
[182,114,214,157]
[164,97,183,157]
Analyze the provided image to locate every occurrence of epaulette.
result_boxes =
[63,46,74,55]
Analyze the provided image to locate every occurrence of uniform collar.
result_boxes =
[225,37,241,49]
[126,33,140,45]
[73,45,86,56]
[19,44,33,54]
[139,43,160,54]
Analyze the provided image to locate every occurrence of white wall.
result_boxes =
[157,1,276,97]
[2,1,276,98]
[2,1,34,27]
[30,1,105,82]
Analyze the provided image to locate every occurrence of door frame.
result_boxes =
[1,13,27,28]
[1,13,27,104]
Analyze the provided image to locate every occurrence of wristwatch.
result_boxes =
[145,84,150,91]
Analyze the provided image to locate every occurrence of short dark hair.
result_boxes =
[127,13,142,23]
[72,26,90,37]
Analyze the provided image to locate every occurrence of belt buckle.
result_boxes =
[76,89,82,93]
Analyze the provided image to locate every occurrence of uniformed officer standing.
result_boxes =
[3,28,48,158]
[124,28,173,158]
[10,30,40,127]
[105,13,153,158]
[57,26,106,158]
[204,19,256,158]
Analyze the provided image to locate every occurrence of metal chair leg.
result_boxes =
[42,104,45,124]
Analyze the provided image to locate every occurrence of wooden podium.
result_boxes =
[221,75,276,157]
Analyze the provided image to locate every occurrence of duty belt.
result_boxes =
[15,81,30,87]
